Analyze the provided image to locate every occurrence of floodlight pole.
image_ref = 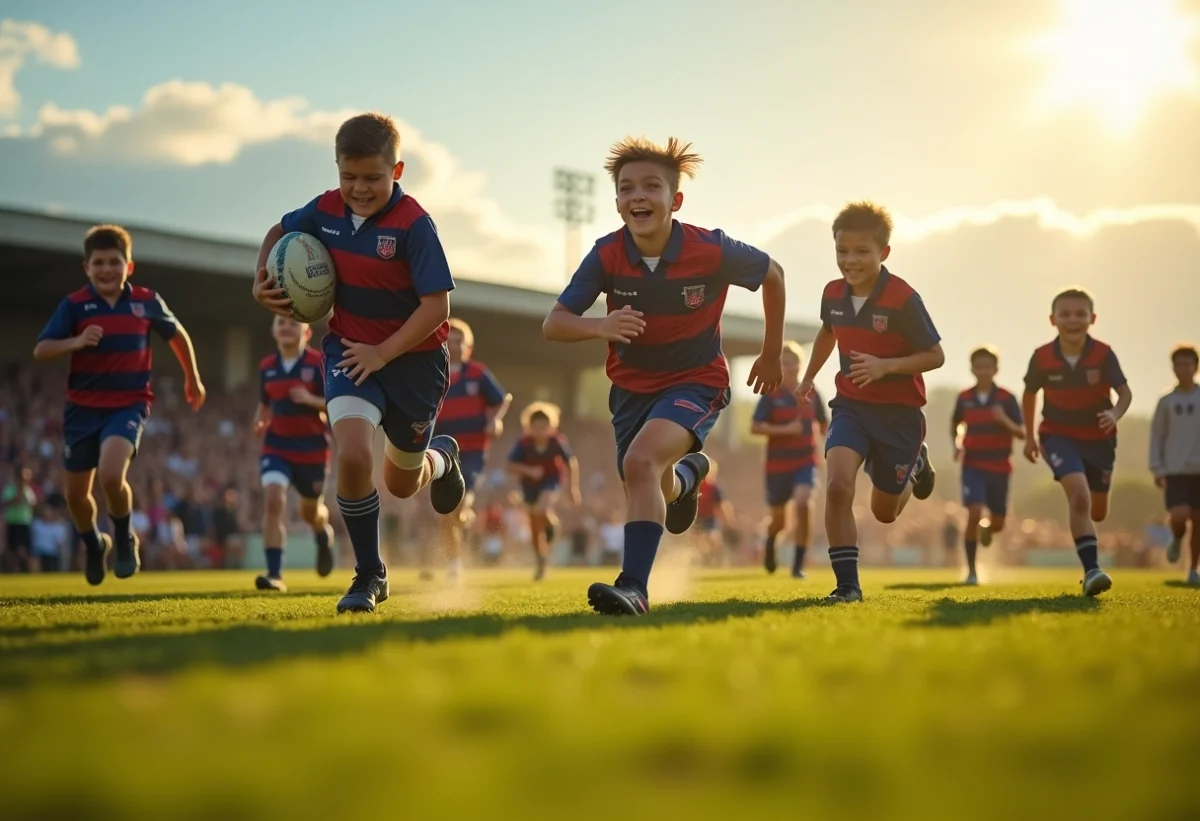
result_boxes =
[553,168,596,279]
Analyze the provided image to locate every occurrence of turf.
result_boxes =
[1,566,1197,821]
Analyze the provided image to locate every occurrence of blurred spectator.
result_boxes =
[2,465,38,572]
[211,485,246,569]
[29,503,70,572]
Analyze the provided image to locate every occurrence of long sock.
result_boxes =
[426,449,448,480]
[265,547,283,578]
[315,526,330,552]
[621,521,664,592]
[674,460,699,499]
[1075,534,1099,573]
[338,491,383,573]
[829,545,860,589]
[78,528,102,553]
[793,545,807,574]
[112,514,131,546]
[965,539,978,574]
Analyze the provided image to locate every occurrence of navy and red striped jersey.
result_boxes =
[556,221,770,394]
[37,283,179,410]
[1024,337,1126,441]
[508,434,573,489]
[952,386,1022,474]
[280,184,454,349]
[433,360,507,456]
[697,478,723,520]
[753,387,827,475]
[260,347,329,466]
[820,267,940,407]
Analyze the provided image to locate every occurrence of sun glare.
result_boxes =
[1031,0,1200,131]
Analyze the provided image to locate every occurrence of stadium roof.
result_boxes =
[0,205,819,352]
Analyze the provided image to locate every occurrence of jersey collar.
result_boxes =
[622,220,684,267]
[1052,335,1095,368]
[841,265,891,303]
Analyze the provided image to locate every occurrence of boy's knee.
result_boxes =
[622,448,659,486]
[383,466,420,499]
[826,476,855,509]
[871,501,899,524]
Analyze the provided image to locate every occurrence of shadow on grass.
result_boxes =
[1164,580,1200,590]
[908,595,1100,629]
[0,596,828,691]
[0,590,336,607]
[884,583,964,592]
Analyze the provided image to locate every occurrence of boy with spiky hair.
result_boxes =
[1023,287,1132,596]
[506,401,579,581]
[951,346,1024,585]
[543,135,786,616]
[34,224,206,586]
[797,202,944,604]
[433,318,511,580]
[752,341,828,578]
[1151,344,1200,585]
[252,111,465,614]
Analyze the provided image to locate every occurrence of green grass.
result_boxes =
[1,566,1198,821]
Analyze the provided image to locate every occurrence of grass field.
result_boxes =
[1,566,1198,821]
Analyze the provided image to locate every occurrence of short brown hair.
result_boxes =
[605,136,702,192]
[970,345,999,366]
[521,401,561,429]
[335,112,400,165]
[1051,287,1095,312]
[832,201,893,248]
[448,318,474,348]
[83,224,132,262]
[1171,344,1199,366]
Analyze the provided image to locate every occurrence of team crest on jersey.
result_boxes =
[130,303,145,318]
[377,235,396,259]
[465,381,479,396]
[872,314,888,333]
[300,367,315,383]
[681,284,705,309]
[1086,369,1100,385]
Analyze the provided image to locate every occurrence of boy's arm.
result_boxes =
[747,260,786,394]
[167,327,206,411]
[994,396,1026,439]
[1021,391,1040,461]
[566,456,582,503]
[33,300,93,362]
[543,246,645,343]
[252,403,270,437]
[1099,350,1132,433]
[1149,397,1168,479]
[850,292,944,385]
[253,198,322,316]
[481,368,512,436]
[799,325,837,393]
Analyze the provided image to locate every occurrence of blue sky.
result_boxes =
[2,0,1199,411]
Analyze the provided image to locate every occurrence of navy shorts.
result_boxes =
[1041,435,1115,493]
[260,453,327,500]
[1164,475,1200,510]
[766,464,816,507]
[825,398,925,495]
[610,383,730,480]
[322,333,448,455]
[522,478,560,506]
[62,403,147,473]
[460,451,486,494]
[961,466,1010,516]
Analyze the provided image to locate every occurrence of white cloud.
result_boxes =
[4,77,556,282]
[0,19,79,117]
[757,198,1200,245]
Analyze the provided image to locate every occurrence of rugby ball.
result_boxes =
[267,232,336,323]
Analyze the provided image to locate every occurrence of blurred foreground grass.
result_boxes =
[1,567,1198,820]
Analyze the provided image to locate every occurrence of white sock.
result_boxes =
[427,449,448,480]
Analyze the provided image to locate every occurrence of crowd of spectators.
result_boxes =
[1,359,1173,574]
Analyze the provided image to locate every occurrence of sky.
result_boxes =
[1,0,1199,413]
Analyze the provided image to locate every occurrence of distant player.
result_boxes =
[431,318,510,580]
[1150,344,1200,585]
[252,112,466,613]
[506,402,580,580]
[752,341,828,578]
[950,346,1024,585]
[1023,287,1132,597]
[693,458,732,563]
[544,135,785,615]
[252,315,336,592]
[33,224,206,585]
[797,202,943,604]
